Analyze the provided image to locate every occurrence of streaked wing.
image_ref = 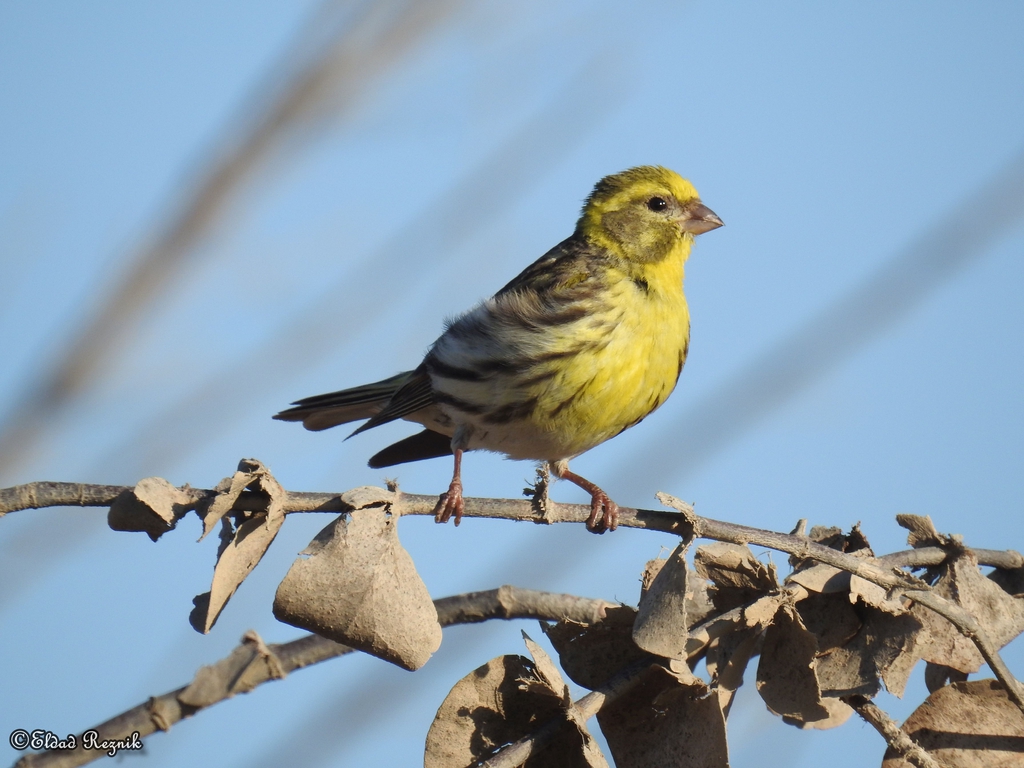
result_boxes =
[274,371,413,431]
[349,366,436,436]
[494,235,601,297]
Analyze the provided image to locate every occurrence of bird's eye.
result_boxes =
[647,196,668,212]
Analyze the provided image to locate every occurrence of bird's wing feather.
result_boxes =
[273,371,413,432]
[349,366,436,436]
[494,235,595,297]
[368,429,453,468]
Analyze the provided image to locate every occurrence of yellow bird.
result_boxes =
[275,166,722,532]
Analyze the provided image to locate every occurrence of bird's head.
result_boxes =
[577,166,723,264]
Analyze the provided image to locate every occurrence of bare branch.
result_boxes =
[13,587,614,768]
[843,695,942,768]
[4,476,1022,714]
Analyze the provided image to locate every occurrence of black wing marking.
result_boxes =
[368,429,453,468]
[349,366,436,437]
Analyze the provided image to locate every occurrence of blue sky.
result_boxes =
[2,2,1023,766]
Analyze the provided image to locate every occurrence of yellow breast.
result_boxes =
[531,260,689,458]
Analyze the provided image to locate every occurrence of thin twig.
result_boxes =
[843,695,942,768]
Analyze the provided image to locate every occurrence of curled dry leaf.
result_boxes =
[424,650,607,768]
[849,574,907,615]
[910,551,1024,673]
[925,662,969,693]
[788,563,851,594]
[108,476,192,541]
[756,603,830,723]
[795,591,862,656]
[177,630,285,708]
[782,696,854,730]
[543,606,646,691]
[274,509,441,671]
[895,513,950,549]
[520,633,609,768]
[812,604,923,699]
[198,458,281,541]
[633,541,691,660]
[597,666,729,768]
[706,628,760,717]
[989,563,1024,597]
[881,680,1024,768]
[522,632,571,702]
[190,460,287,634]
[694,542,778,613]
[640,557,665,595]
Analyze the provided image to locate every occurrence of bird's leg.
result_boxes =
[433,448,465,526]
[549,460,619,533]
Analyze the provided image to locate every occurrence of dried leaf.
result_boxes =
[895,513,949,549]
[543,606,645,691]
[633,542,691,660]
[199,459,275,541]
[743,593,788,630]
[756,603,829,722]
[597,667,729,768]
[186,460,289,633]
[910,552,1024,673]
[108,477,191,541]
[989,565,1024,597]
[178,630,285,707]
[882,680,1024,768]
[695,542,777,612]
[521,634,608,768]
[796,591,862,655]
[642,551,715,623]
[523,632,569,700]
[640,558,666,595]
[849,575,907,615]
[782,696,853,730]
[190,468,286,634]
[424,654,607,768]
[706,628,760,716]
[924,662,969,693]
[812,606,922,698]
[788,563,851,594]
[274,510,441,671]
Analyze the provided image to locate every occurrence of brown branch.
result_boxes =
[2,477,1023,572]
[4,477,1023,714]
[843,695,942,768]
[12,586,614,768]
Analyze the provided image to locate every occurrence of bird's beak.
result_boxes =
[678,201,724,235]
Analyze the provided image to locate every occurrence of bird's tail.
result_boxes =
[273,371,413,432]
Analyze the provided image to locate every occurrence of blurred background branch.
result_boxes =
[0,0,465,477]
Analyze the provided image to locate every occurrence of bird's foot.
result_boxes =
[549,460,620,534]
[433,479,465,526]
[586,490,619,534]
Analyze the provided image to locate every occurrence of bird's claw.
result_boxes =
[585,491,619,534]
[433,479,465,526]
